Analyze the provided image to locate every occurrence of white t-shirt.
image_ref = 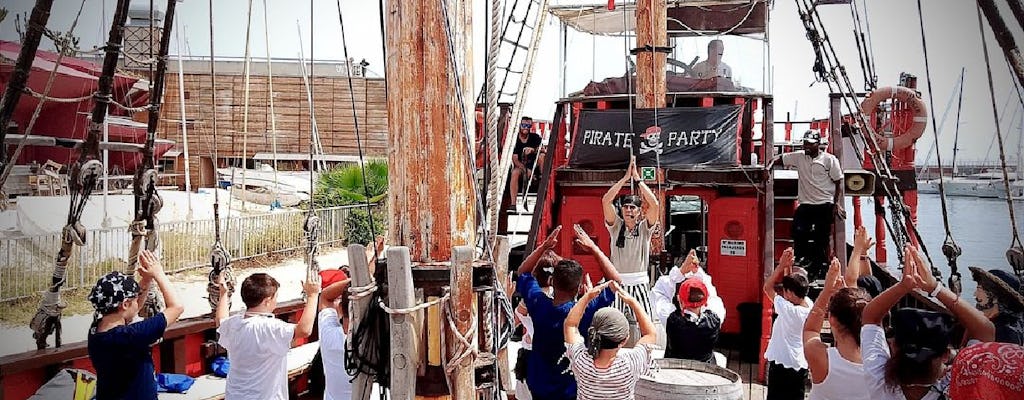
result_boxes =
[650,266,726,326]
[807,347,871,400]
[764,295,812,370]
[566,342,652,400]
[218,313,296,400]
[782,151,843,205]
[860,324,955,400]
[318,308,353,400]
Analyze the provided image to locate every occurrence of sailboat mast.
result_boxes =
[952,67,965,176]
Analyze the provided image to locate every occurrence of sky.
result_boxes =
[2,0,1024,165]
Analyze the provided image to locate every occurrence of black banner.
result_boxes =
[568,105,741,168]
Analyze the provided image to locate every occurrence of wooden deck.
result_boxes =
[722,346,768,400]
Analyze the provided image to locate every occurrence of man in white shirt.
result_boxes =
[688,39,733,80]
[767,130,844,280]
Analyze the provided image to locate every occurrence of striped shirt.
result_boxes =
[567,342,652,400]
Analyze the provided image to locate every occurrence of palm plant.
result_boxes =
[315,160,388,245]
[314,159,388,207]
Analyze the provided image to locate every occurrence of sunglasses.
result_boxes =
[621,204,640,210]
[520,123,532,129]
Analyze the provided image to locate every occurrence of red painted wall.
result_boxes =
[707,197,763,334]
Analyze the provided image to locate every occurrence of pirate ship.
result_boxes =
[7,0,1024,399]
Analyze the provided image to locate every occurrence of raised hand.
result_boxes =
[303,273,322,296]
[681,249,700,275]
[899,245,925,291]
[541,225,562,250]
[824,257,843,291]
[573,224,597,250]
[779,247,795,274]
[854,226,875,251]
[585,280,612,300]
[909,244,938,291]
[138,250,165,278]
[628,156,639,180]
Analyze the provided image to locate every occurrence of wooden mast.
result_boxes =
[978,0,1024,88]
[385,0,475,262]
[635,0,667,254]
[635,0,667,109]
[384,0,477,398]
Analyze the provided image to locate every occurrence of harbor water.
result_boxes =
[848,193,1024,298]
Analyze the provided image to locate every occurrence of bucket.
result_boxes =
[635,358,743,400]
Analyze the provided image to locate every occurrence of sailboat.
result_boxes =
[216,164,312,207]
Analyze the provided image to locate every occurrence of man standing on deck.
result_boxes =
[510,116,543,212]
[767,130,844,280]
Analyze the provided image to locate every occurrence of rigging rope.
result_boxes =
[916,0,962,294]
[30,0,132,350]
[303,0,321,286]
[131,0,180,319]
[206,0,235,312]
[975,3,1024,272]
[794,0,937,270]
[484,0,501,250]
[0,0,86,207]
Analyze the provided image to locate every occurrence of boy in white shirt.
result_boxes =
[762,248,812,400]
[215,272,320,400]
[317,270,354,400]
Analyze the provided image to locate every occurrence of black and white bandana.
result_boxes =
[88,271,141,315]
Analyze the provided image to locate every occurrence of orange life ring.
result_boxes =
[860,86,927,151]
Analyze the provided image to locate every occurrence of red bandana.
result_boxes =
[949,341,1024,400]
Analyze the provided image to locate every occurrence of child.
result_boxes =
[513,250,556,400]
[762,247,812,400]
[216,272,320,400]
[664,276,722,364]
[88,250,184,400]
[317,269,354,400]
[516,226,616,400]
[565,281,655,400]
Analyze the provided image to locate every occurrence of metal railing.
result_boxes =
[0,205,360,303]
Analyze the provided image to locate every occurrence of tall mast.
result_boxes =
[635,0,667,109]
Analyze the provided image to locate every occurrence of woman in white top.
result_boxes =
[803,257,871,400]
[860,244,995,400]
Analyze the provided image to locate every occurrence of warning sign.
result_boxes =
[721,240,747,257]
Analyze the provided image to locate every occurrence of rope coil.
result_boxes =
[377,292,451,315]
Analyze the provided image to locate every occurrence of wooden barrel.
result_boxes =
[635,358,743,400]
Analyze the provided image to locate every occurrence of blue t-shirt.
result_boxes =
[517,273,614,400]
[88,313,167,400]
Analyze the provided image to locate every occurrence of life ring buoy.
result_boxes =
[860,86,927,151]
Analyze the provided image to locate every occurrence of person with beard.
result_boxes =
[767,130,844,280]
[968,266,1024,345]
[510,116,543,211]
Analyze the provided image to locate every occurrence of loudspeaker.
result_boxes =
[844,169,876,196]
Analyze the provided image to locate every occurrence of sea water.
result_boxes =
[847,193,1024,299]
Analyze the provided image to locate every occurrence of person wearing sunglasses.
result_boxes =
[511,116,543,212]
[602,156,660,344]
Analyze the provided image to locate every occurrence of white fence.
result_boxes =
[0,205,360,303]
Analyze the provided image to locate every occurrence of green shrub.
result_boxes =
[345,207,386,246]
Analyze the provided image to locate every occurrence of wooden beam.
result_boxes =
[636,0,667,109]
[385,0,476,262]
[0,0,55,166]
[388,246,417,400]
[348,244,374,400]
[447,246,476,400]
[830,95,847,270]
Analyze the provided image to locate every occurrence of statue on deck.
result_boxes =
[688,39,733,80]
